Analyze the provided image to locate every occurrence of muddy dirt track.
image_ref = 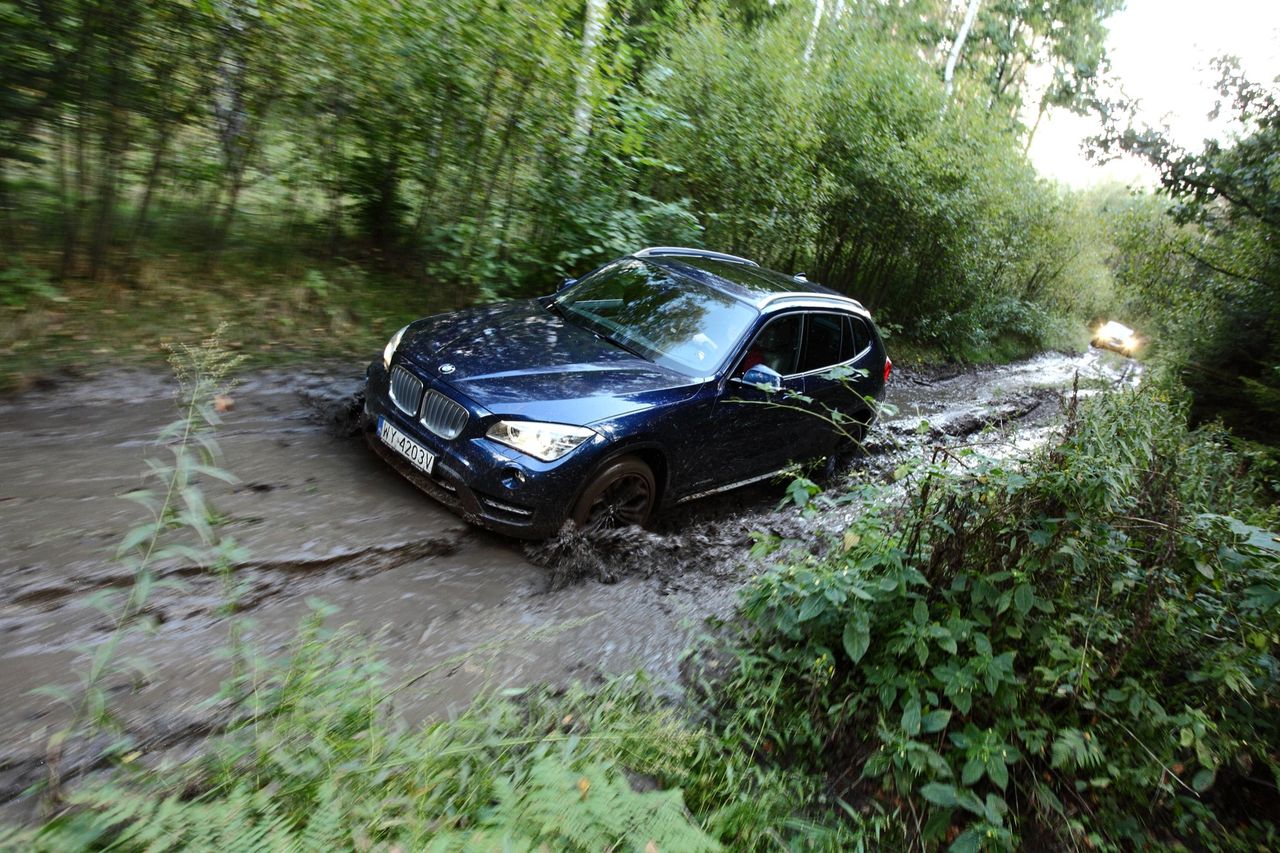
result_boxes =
[0,349,1137,801]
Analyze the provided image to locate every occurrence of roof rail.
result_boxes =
[633,246,759,267]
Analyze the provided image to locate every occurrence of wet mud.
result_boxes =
[0,348,1137,803]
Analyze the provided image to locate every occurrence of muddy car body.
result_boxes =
[364,247,890,538]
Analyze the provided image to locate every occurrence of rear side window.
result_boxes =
[798,313,846,373]
[793,308,865,368]
[847,316,872,355]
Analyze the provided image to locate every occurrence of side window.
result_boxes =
[735,315,803,376]
[846,316,871,356]
[798,313,851,373]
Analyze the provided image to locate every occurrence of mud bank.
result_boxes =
[0,349,1137,803]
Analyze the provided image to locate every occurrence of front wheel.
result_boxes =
[571,455,656,530]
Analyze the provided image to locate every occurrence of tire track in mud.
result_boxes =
[0,350,1137,812]
[5,534,464,613]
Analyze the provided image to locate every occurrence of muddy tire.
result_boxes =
[571,455,656,530]
[834,418,869,454]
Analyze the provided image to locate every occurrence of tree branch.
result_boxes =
[1175,247,1272,288]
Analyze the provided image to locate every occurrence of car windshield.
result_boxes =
[552,260,758,377]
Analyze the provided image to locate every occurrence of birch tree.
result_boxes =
[573,0,609,147]
[803,0,825,66]
[943,0,982,102]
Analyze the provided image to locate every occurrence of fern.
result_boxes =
[444,756,718,852]
[297,779,345,851]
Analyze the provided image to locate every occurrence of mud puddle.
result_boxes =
[0,349,1138,802]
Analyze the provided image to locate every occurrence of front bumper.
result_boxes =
[363,360,598,539]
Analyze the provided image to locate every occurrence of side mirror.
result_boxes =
[558,277,577,292]
[742,364,783,391]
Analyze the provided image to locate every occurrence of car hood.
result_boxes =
[398,300,701,423]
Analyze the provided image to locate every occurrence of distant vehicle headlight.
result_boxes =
[383,325,408,368]
[486,420,597,461]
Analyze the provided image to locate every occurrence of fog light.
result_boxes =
[501,466,526,488]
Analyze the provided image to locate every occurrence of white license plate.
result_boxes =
[378,417,435,475]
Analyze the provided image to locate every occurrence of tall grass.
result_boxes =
[35,326,244,804]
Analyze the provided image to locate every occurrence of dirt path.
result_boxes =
[0,349,1137,801]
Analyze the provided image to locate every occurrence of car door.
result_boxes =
[800,312,877,448]
[693,313,815,487]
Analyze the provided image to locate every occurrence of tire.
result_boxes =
[834,418,869,455]
[570,455,656,530]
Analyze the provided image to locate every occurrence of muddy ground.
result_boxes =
[0,349,1138,803]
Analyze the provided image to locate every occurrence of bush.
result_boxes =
[718,385,1280,849]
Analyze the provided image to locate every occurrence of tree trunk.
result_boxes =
[55,114,75,278]
[571,0,608,154]
[803,0,826,66]
[474,79,532,248]
[943,0,982,104]
[0,160,11,249]
[126,122,173,257]
[88,136,121,281]
[411,87,448,242]
[210,147,250,259]
[1023,93,1049,154]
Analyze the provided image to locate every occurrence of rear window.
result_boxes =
[847,315,871,355]
[799,313,847,373]
[799,312,877,373]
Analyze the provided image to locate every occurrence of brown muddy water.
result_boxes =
[0,349,1137,802]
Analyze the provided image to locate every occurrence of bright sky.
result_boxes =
[1026,0,1280,188]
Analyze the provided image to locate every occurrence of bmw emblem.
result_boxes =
[439,363,456,375]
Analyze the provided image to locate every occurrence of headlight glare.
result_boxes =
[383,325,408,368]
[486,420,596,461]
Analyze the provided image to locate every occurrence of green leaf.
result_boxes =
[922,709,952,733]
[949,829,980,853]
[984,793,1008,825]
[901,697,922,736]
[956,789,987,816]
[797,594,826,622]
[987,756,1009,790]
[912,598,929,625]
[1013,583,1034,615]
[842,615,871,663]
[1191,767,1215,792]
[117,524,156,556]
[919,783,958,807]
[961,756,984,785]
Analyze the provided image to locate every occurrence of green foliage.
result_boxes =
[719,385,1280,848]
[0,262,64,308]
[435,755,716,850]
[1096,65,1280,441]
[17,614,720,852]
[645,11,1110,358]
[2,0,1119,366]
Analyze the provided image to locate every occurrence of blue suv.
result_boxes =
[364,247,891,537]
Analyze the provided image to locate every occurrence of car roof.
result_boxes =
[633,251,867,314]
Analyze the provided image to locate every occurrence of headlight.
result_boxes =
[486,420,596,461]
[382,325,408,368]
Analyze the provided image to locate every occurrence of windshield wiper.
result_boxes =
[596,330,647,361]
[552,302,648,361]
